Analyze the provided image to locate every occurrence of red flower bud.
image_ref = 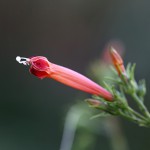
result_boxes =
[85,99,101,107]
[29,56,51,79]
[110,47,126,75]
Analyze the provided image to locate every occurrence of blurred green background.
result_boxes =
[1,0,150,150]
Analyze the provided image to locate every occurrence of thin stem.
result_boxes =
[119,111,146,125]
[59,107,81,150]
[127,107,147,121]
[132,93,150,118]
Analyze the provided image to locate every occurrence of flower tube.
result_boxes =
[16,56,113,101]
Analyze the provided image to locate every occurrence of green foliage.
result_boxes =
[86,63,150,127]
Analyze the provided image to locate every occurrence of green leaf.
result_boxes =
[90,112,111,119]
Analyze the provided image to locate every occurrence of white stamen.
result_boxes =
[16,56,30,65]
[16,56,21,62]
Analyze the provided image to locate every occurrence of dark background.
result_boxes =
[1,0,150,150]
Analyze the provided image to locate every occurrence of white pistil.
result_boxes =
[16,56,30,65]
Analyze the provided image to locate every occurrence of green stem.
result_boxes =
[59,107,81,150]
[119,110,146,126]
[132,93,150,118]
[127,107,147,121]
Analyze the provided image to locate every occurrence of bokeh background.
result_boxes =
[1,0,150,150]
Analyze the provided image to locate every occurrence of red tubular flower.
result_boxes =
[110,47,126,75]
[16,56,113,101]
